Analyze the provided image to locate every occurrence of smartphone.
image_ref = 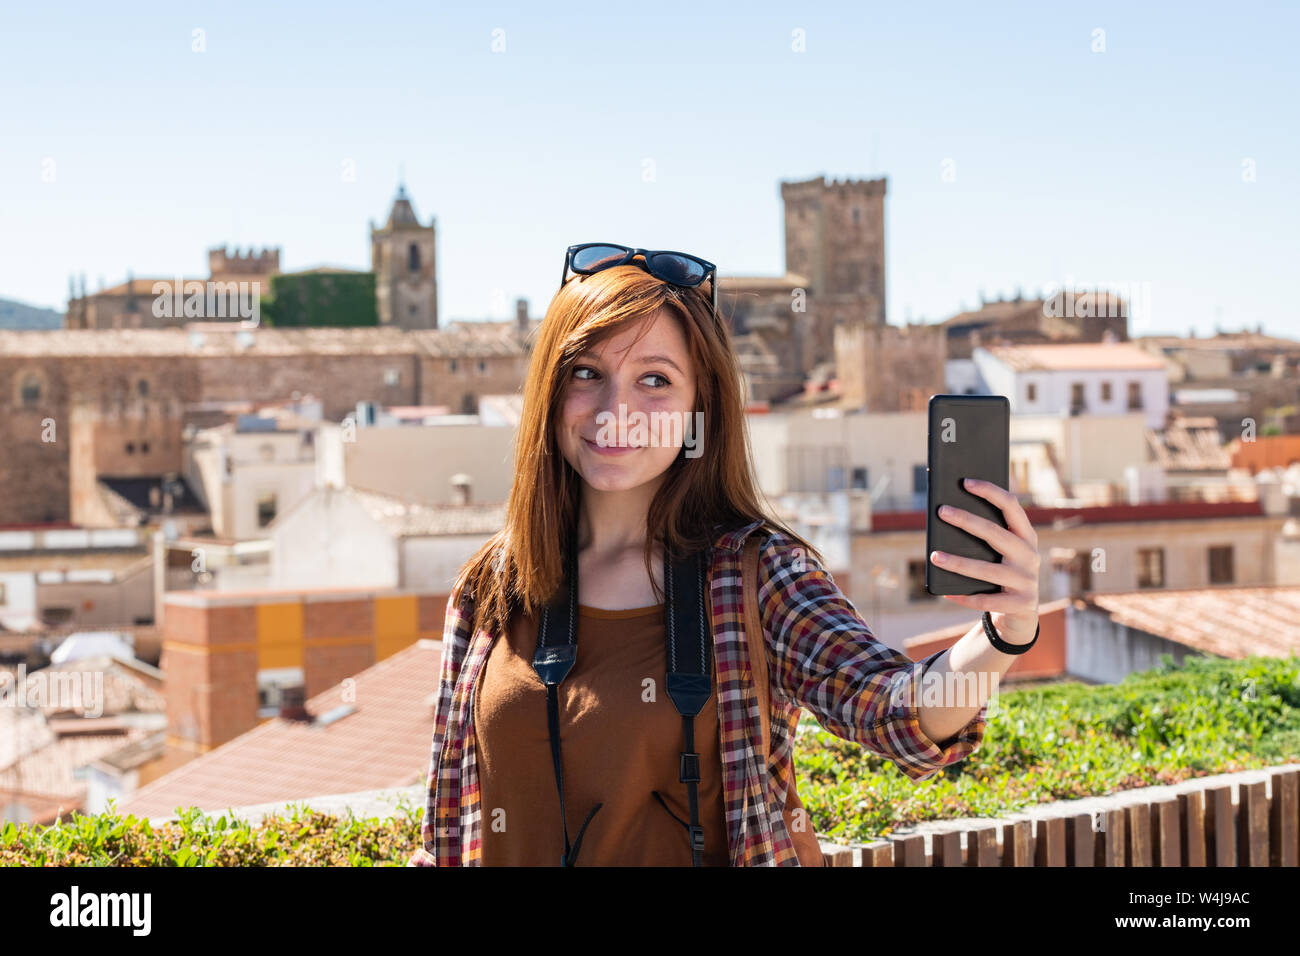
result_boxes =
[925,394,1010,596]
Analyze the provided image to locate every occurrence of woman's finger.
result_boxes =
[938,504,1038,567]
[962,478,1038,548]
[930,550,1034,591]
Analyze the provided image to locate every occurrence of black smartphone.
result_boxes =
[925,394,1010,596]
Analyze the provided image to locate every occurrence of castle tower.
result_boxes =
[208,245,281,297]
[781,175,887,340]
[370,184,438,330]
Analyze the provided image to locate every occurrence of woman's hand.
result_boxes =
[929,477,1040,645]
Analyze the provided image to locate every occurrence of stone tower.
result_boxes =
[370,184,438,330]
[781,175,887,337]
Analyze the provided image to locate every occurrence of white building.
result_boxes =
[268,485,506,593]
[957,340,1171,430]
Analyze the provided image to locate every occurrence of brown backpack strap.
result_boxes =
[741,534,770,765]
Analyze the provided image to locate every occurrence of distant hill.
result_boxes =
[0,297,63,330]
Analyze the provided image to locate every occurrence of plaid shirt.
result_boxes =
[408,519,988,866]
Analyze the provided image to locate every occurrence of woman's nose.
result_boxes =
[594,375,638,418]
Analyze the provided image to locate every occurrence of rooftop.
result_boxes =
[119,639,442,820]
[1080,584,1300,657]
[981,341,1167,372]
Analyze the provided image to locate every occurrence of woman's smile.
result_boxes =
[584,436,642,456]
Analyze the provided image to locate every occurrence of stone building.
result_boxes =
[721,175,889,405]
[65,247,281,331]
[0,320,534,525]
[64,184,440,332]
[370,184,438,330]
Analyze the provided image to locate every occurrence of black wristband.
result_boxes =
[982,610,1038,655]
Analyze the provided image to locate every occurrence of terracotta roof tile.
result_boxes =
[118,640,442,820]
[1083,585,1300,657]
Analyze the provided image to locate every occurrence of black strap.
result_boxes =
[531,530,712,867]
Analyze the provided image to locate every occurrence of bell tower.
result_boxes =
[370,183,438,330]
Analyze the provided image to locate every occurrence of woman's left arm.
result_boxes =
[917,477,1041,746]
[758,476,1040,782]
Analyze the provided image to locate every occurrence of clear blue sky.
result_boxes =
[2,1,1296,337]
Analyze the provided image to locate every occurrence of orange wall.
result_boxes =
[162,590,450,752]
[1232,434,1300,473]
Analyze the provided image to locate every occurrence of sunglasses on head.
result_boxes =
[561,242,718,313]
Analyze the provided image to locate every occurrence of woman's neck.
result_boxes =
[576,478,663,557]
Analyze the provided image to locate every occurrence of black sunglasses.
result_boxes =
[561,242,718,313]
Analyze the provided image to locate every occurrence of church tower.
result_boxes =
[370,184,438,330]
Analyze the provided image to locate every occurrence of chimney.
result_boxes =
[451,473,472,505]
[278,684,310,722]
[515,298,529,333]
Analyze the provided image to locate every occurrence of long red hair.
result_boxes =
[454,263,821,637]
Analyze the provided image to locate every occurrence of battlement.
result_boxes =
[781,174,887,198]
[209,245,282,277]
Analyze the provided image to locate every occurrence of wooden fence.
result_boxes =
[818,765,1300,867]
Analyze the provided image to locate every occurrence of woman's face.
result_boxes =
[557,308,698,496]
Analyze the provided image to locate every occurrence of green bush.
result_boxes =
[3,654,1296,864]
[261,272,377,327]
[797,653,1300,842]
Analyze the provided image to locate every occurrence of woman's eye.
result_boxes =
[643,373,670,388]
[573,366,596,380]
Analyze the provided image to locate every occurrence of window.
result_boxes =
[20,374,41,407]
[852,206,861,225]
[384,368,401,387]
[450,358,459,373]
[1073,551,1093,593]
[141,441,150,454]
[906,560,935,601]
[912,464,928,509]
[1137,547,1164,588]
[408,243,421,272]
[408,304,418,316]
[826,466,845,492]
[43,606,75,626]
[1070,382,1086,414]
[477,359,486,374]
[258,668,305,717]
[1127,381,1143,410]
[1101,381,1112,402]
[125,442,136,454]
[851,467,869,490]
[1026,382,1037,402]
[257,492,278,528]
[1208,545,1234,584]
[137,378,150,397]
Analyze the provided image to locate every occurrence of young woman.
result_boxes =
[409,243,1041,867]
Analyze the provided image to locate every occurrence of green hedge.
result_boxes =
[3,654,1297,865]
[261,272,377,327]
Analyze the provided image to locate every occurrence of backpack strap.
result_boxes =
[663,546,712,866]
[741,534,771,769]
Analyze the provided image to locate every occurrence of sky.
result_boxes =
[2,1,1296,338]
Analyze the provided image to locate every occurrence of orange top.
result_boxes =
[474,601,730,866]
